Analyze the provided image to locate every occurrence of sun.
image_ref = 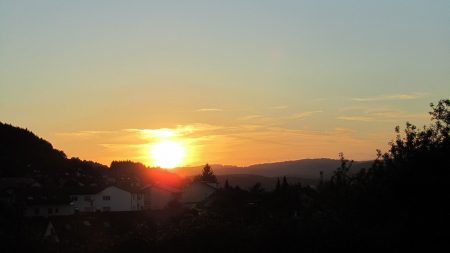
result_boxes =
[150,140,186,169]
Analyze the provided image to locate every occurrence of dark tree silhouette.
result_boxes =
[194,163,218,183]
[281,176,289,190]
[2,100,449,253]
[319,99,450,250]
[331,152,353,186]
[275,177,281,192]
[224,179,230,189]
[249,182,264,194]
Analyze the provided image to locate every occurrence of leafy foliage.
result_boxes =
[2,100,449,252]
[156,99,450,251]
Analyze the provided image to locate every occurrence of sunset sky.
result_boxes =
[1,1,449,167]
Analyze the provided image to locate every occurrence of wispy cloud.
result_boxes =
[196,108,223,112]
[127,124,224,140]
[290,110,323,120]
[337,108,428,122]
[238,114,276,125]
[53,122,389,167]
[203,125,388,165]
[239,114,264,120]
[128,128,180,138]
[368,109,428,120]
[352,92,428,102]
[337,116,375,122]
[55,130,115,138]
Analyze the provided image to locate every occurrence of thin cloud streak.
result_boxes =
[56,130,115,137]
[290,111,323,120]
[338,109,429,122]
[238,115,276,125]
[196,108,223,112]
[337,116,375,122]
[352,92,429,102]
[52,122,389,166]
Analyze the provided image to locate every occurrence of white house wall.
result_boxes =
[71,186,144,212]
[99,186,130,211]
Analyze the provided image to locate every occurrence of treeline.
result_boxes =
[1,99,449,252]
[0,123,183,190]
[114,99,449,252]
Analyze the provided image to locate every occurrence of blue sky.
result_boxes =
[1,0,449,166]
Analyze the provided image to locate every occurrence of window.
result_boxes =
[102,195,110,201]
[137,195,141,200]
[102,206,111,212]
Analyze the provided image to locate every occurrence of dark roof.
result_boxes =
[190,181,219,190]
[26,191,72,205]
[114,183,143,193]
[68,183,143,195]
[141,183,181,193]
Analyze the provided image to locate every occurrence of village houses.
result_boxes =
[20,180,218,217]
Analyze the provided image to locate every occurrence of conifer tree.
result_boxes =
[195,163,218,183]
[224,179,230,189]
[282,176,289,190]
[275,177,281,192]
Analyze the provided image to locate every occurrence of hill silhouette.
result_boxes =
[173,159,372,179]
[0,122,185,188]
[1,99,449,252]
[1,122,370,188]
[0,122,68,177]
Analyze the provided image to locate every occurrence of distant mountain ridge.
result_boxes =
[1,122,373,188]
[174,159,373,179]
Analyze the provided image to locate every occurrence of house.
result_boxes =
[0,178,73,217]
[181,181,218,207]
[70,185,144,213]
[1,179,148,216]
[25,184,146,216]
[24,193,74,217]
[141,184,181,210]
